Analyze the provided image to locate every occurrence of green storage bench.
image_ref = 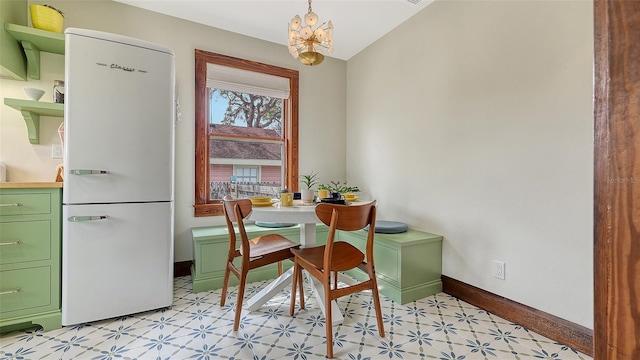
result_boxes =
[191,223,443,304]
[338,228,443,304]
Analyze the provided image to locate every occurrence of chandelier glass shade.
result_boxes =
[287,0,333,66]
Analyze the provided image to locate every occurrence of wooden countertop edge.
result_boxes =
[0,182,63,189]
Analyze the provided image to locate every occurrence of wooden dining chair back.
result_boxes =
[289,200,385,358]
[221,198,300,331]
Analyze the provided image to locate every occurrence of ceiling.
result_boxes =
[114,0,434,60]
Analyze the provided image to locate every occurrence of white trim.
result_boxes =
[211,158,281,166]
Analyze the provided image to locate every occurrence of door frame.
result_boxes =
[593,0,640,358]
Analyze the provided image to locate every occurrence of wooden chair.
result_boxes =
[221,198,301,331]
[289,201,385,358]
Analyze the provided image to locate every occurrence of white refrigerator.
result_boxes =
[62,28,175,326]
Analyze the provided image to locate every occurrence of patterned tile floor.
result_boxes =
[0,276,592,360]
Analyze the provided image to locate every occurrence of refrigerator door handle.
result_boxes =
[69,169,109,175]
[68,215,108,222]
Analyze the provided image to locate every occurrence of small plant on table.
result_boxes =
[300,172,319,189]
[318,181,360,194]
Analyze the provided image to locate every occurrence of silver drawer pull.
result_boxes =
[0,288,20,296]
[69,169,109,175]
[0,241,21,246]
[68,215,108,222]
[0,203,19,207]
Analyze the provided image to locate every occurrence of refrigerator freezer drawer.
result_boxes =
[62,202,173,326]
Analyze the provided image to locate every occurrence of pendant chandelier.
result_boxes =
[287,0,334,66]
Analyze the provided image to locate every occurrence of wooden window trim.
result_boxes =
[194,50,299,217]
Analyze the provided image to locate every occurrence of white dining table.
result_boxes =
[246,202,345,325]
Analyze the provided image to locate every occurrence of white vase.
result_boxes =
[301,189,315,203]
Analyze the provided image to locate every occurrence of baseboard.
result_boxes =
[174,260,193,278]
[441,275,593,356]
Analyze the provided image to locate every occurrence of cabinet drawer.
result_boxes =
[0,266,52,315]
[0,193,52,216]
[0,220,51,264]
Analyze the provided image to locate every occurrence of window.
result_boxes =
[208,84,285,198]
[194,50,300,216]
[234,166,258,183]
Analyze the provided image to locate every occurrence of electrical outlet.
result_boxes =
[493,260,505,280]
[51,144,63,159]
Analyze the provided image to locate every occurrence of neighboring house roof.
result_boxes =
[209,124,281,160]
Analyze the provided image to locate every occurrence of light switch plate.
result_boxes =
[51,144,63,159]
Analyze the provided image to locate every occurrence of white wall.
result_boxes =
[347,0,594,328]
[0,0,347,261]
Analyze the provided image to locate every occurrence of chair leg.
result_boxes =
[289,261,299,316]
[278,261,283,275]
[370,271,385,337]
[233,271,248,331]
[298,266,305,310]
[220,261,232,307]
[324,280,334,359]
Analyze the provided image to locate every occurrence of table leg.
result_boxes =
[247,222,315,310]
[337,272,357,286]
[305,272,344,326]
[247,221,341,326]
[300,223,316,247]
[246,267,294,311]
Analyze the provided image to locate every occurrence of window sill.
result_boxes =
[194,203,224,217]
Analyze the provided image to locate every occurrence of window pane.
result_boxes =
[208,138,282,200]
[235,166,259,183]
[209,88,283,138]
[207,87,285,201]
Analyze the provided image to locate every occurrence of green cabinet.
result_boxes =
[0,186,62,332]
[338,228,443,304]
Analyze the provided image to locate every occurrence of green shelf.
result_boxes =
[4,23,64,80]
[4,98,64,144]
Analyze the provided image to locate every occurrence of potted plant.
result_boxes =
[318,181,361,201]
[299,172,318,202]
[318,181,360,194]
